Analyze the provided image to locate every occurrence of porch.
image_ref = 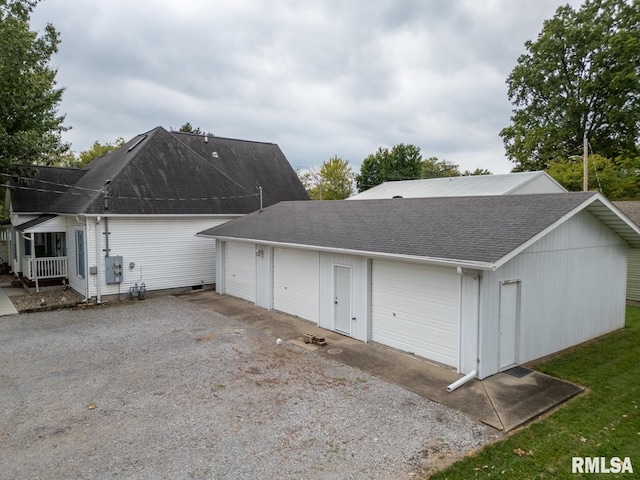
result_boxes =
[19,230,68,292]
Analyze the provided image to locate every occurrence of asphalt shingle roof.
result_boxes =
[10,166,85,213]
[200,192,601,265]
[38,126,308,215]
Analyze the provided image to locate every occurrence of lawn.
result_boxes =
[429,306,640,479]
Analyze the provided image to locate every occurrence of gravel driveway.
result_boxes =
[0,296,500,479]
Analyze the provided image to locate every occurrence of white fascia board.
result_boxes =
[205,235,497,271]
[492,192,632,269]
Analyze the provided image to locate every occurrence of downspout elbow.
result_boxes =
[447,370,477,392]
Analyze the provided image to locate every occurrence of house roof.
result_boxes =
[9,166,85,213]
[613,201,640,226]
[15,214,58,232]
[14,127,308,216]
[199,192,640,270]
[348,171,565,200]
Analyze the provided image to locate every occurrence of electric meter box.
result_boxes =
[105,256,123,284]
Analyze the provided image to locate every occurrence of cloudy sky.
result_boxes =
[30,0,584,174]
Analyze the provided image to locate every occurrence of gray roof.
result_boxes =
[613,201,640,226]
[14,127,308,216]
[348,172,565,200]
[199,192,640,269]
[9,166,85,213]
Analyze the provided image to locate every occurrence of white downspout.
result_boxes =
[448,267,481,392]
[84,217,90,303]
[447,370,478,392]
[95,216,101,304]
[31,232,39,293]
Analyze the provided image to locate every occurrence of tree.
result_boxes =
[171,122,213,136]
[420,157,461,178]
[0,0,69,174]
[500,0,640,171]
[356,143,422,192]
[55,137,126,168]
[303,156,355,200]
[463,168,492,176]
[546,154,640,200]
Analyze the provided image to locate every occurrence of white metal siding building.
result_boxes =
[200,193,640,379]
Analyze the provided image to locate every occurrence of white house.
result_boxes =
[3,127,308,300]
[198,192,640,379]
[348,171,566,200]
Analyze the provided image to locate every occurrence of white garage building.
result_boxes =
[199,192,640,379]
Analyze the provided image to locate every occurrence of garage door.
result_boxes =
[371,260,460,368]
[273,248,319,322]
[224,241,256,302]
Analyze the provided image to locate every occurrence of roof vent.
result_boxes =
[204,136,208,143]
[127,134,148,152]
[212,152,218,158]
[392,195,403,199]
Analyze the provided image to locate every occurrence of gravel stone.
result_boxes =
[0,296,501,479]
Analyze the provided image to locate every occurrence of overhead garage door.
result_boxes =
[224,241,256,302]
[371,260,460,368]
[273,248,319,322]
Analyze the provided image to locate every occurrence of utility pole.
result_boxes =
[583,136,589,191]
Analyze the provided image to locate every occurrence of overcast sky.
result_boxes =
[30,0,584,174]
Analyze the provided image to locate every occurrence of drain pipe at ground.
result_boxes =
[447,370,477,392]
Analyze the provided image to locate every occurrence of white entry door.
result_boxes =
[334,265,352,335]
[499,281,520,370]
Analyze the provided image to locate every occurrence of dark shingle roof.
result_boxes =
[613,201,640,226]
[10,166,85,213]
[48,127,308,215]
[199,192,613,266]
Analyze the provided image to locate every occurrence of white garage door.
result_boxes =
[371,260,460,368]
[273,248,319,322]
[224,241,256,302]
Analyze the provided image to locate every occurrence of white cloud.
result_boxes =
[31,0,585,174]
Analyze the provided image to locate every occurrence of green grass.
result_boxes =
[430,306,640,480]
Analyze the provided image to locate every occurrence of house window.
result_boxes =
[75,230,85,279]
[24,237,31,256]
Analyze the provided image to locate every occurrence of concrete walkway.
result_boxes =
[0,287,18,316]
[180,290,584,431]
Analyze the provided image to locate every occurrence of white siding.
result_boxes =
[255,245,273,309]
[85,216,228,299]
[478,209,628,378]
[224,241,256,302]
[371,260,460,368]
[273,248,319,322]
[626,249,640,302]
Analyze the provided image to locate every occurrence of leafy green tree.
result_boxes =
[356,144,422,192]
[171,122,213,136]
[501,0,640,171]
[0,0,69,174]
[546,155,640,200]
[304,156,355,200]
[463,168,492,176]
[55,137,126,168]
[421,157,461,178]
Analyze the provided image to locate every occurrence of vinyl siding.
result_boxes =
[478,209,627,378]
[626,249,640,301]
[85,216,229,299]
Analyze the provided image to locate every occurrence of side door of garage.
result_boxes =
[371,259,460,368]
[224,241,256,302]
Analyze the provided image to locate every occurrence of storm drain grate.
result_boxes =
[504,366,533,378]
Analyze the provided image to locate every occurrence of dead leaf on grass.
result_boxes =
[87,403,97,410]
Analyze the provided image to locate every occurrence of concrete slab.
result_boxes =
[0,288,19,316]
[179,291,584,431]
[482,368,583,431]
